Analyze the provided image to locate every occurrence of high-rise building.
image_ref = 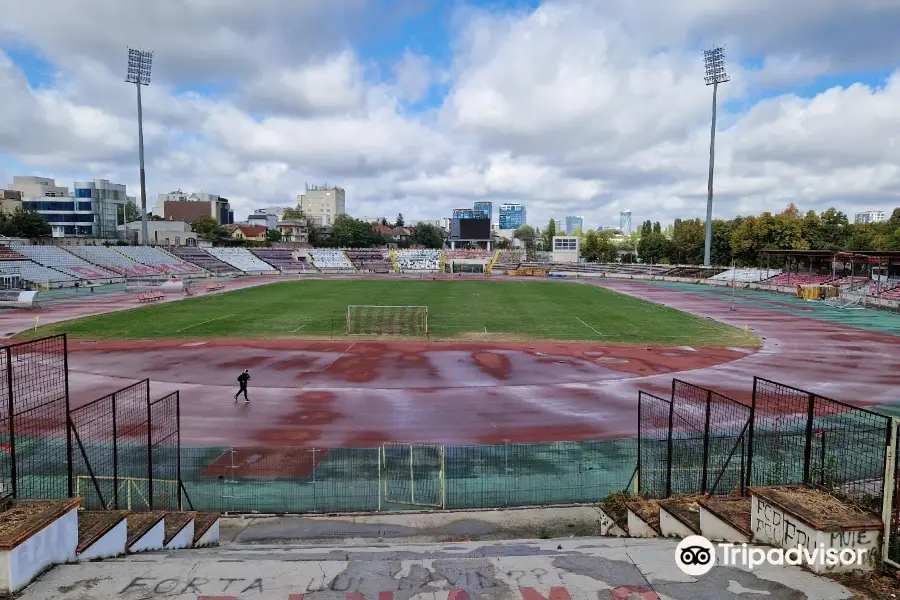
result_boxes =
[452,208,486,220]
[554,219,564,234]
[298,184,346,226]
[566,216,584,234]
[619,210,632,234]
[499,203,527,230]
[10,176,132,237]
[854,211,886,224]
[74,179,132,238]
[474,201,493,222]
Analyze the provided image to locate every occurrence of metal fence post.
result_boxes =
[803,392,816,484]
[176,391,182,511]
[64,334,73,498]
[5,348,16,498]
[112,392,118,510]
[666,380,675,497]
[745,377,758,492]
[147,382,153,510]
[881,418,898,568]
[701,390,712,494]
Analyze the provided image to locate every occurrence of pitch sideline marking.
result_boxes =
[173,313,235,333]
[322,342,357,372]
[575,316,606,338]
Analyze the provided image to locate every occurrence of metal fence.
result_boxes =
[637,391,669,498]
[747,376,892,513]
[0,334,71,501]
[178,438,639,513]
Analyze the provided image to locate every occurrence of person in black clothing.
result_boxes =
[234,369,250,403]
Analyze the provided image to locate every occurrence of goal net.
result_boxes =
[346,305,428,336]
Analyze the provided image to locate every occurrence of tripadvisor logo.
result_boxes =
[674,535,869,575]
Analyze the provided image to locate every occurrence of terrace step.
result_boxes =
[624,499,661,538]
[658,497,702,538]
[193,512,222,547]
[698,496,751,543]
[77,510,129,561]
[126,511,166,553]
[164,512,197,550]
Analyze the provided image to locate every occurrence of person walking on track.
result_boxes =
[234,369,251,403]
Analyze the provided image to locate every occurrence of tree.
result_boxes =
[672,218,705,264]
[514,225,537,250]
[637,231,673,264]
[542,219,557,250]
[265,229,282,242]
[395,213,405,227]
[282,207,307,220]
[331,214,386,247]
[652,222,661,235]
[581,230,618,262]
[192,215,228,242]
[124,200,141,223]
[0,207,51,238]
[640,220,652,237]
[410,223,443,248]
[381,217,389,226]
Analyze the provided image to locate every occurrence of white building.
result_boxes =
[120,220,197,246]
[247,209,279,230]
[552,236,580,263]
[297,185,345,226]
[9,176,132,238]
[855,210,886,224]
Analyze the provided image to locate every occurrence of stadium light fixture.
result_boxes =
[126,47,153,246]
[702,46,729,267]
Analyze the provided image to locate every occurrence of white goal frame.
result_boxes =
[346,305,428,336]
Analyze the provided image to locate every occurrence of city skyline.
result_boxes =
[1,1,898,230]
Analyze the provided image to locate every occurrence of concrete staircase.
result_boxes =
[389,249,400,273]
[485,250,500,274]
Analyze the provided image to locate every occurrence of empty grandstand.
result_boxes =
[168,246,237,276]
[396,249,441,273]
[345,249,392,273]
[445,249,494,260]
[309,249,355,272]
[10,245,121,281]
[666,266,728,278]
[206,247,277,274]
[709,268,782,283]
[494,250,525,269]
[766,273,835,286]
[515,262,672,276]
[114,246,205,276]
[0,246,27,261]
[251,248,314,273]
[0,261,77,286]
[67,245,158,276]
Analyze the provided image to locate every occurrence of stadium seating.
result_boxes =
[445,249,494,260]
[66,245,158,276]
[309,249,355,271]
[863,278,900,297]
[250,249,314,273]
[666,266,727,278]
[709,268,782,283]
[396,249,441,272]
[766,273,835,286]
[0,246,27,261]
[830,276,870,287]
[168,246,237,275]
[205,247,276,273]
[494,250,525,269]
[0,260,77,285]
[879,286,900,300]
[113,246,204,276]
[9,245,121,280]
[345,249,392,273]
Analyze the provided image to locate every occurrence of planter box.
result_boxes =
[193,513,221,548]
[164,513,196,550]
[658,498,701,538]
[126,512,166,553]
[0,499,80,594]
[624,500,660,538]
[77,511,129,562]
[699,497,751,543]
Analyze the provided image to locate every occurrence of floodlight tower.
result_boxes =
[702,46,729,267]
[126,47,153,246]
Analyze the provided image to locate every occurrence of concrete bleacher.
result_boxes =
[309,249,355,271]
[766,273,835,286]
[345,249,392,273]
[830,276,870,287]
[665,266,728,278]
[0,260,77,285]
[0,245,27,261]
[396,249,441,272]
[494,250,525,269]
[9,245,121,280]
[168,246,237,275]
[113,246,204,276]
[445,249,493,260]
[250,249,313,273]
[67,245,158,276]
[709,268,782,283]
[206,247,276,273]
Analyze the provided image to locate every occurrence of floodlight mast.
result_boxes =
[702,46,729,267]
[126,48,153,246]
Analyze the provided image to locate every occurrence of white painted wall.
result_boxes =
[194,519,220,547]
[164,520,195,550]
[597,509,626,537]
[699,507,749,543]
[128,520,165,553]
[751,494,879,574]
[658,508,695,538]
[78,519,126,562]
[626,511,658,538]
[0,507,78,594]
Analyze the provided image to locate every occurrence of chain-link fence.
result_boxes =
[637,391,670,498]
[149,392,181,510]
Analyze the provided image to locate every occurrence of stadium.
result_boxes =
[1,242,900,571]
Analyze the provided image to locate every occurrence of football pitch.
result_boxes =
[30,279,758,345]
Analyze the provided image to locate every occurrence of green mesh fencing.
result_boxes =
[178,438,638,513]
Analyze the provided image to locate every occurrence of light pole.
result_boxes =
[702,46,729,267]
[126,47,153,246]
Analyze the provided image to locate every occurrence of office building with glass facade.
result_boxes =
[499,203,526,230]
[473,201,493,222]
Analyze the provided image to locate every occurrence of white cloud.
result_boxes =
[0,0,899,228]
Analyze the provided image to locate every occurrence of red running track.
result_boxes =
[3,277,899,448]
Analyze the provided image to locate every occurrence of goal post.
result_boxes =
[346,305,428,336]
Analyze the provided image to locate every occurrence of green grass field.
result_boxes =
[28,279,758,345]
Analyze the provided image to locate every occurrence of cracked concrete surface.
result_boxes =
[22,538,862,600]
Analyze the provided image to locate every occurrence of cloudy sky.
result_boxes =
[1,0,899,229]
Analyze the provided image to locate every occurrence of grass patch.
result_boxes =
[22,279,758,346]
